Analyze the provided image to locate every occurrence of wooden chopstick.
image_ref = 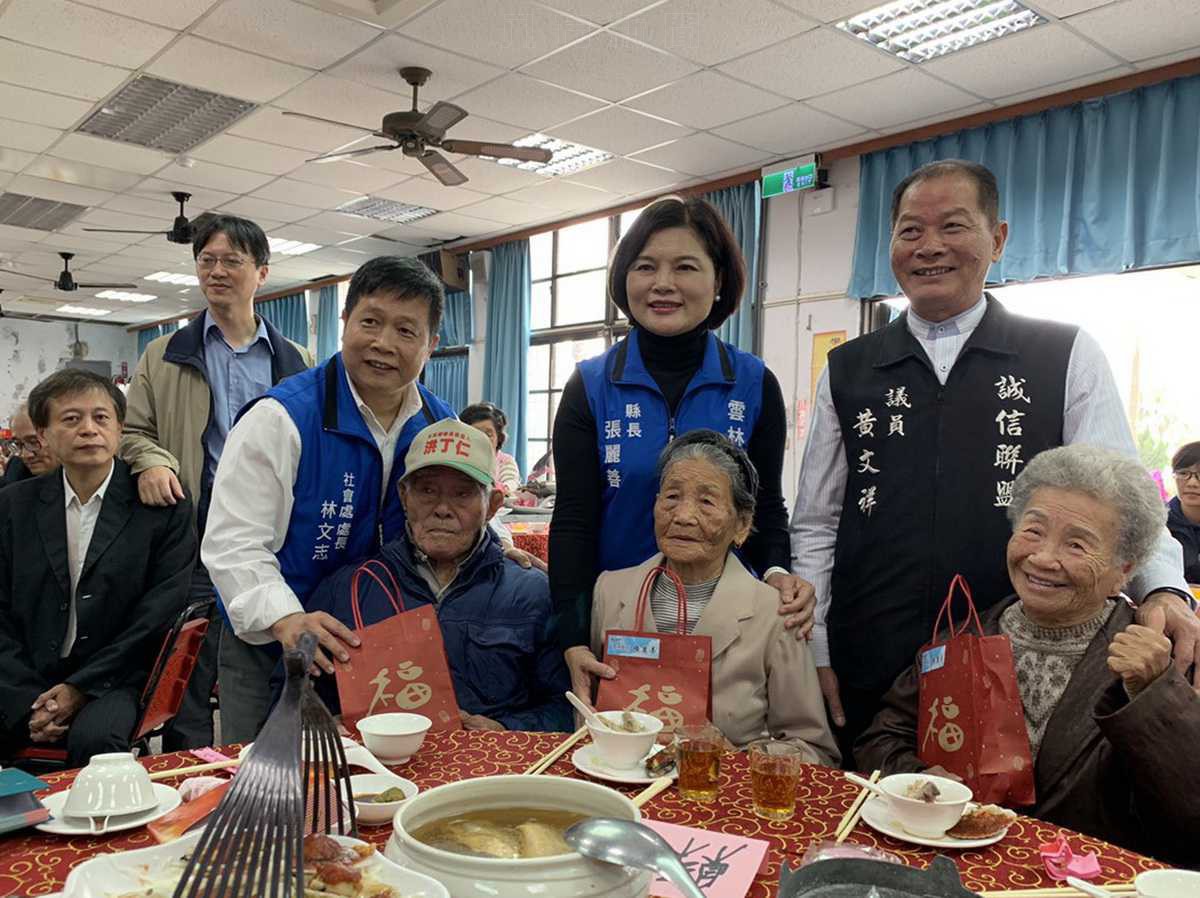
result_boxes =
[834,768,880,842]
[147,758,242,781]
[523,726,588,775]
[632,776,673,808]
[976,886,1137,897]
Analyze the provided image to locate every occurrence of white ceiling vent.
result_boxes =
[0,192,89,231]
[77,75,257,154]
[336,196,439,224]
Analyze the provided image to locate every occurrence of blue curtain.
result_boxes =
[849,73,1200,298]
[483,241,530,474]
[439,289,474,347]
[137,320,180,357]
[704,181,761,352]
[257,292,308,346]
[316,284,339,363]
[424,354,468,413]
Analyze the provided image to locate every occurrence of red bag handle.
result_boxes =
[634,565,690,636]
[349,559,406,631]
[929,573,984,644]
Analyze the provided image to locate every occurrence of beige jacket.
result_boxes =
[591,552,840,764]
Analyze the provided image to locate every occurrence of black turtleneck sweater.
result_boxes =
[548,325,791,648]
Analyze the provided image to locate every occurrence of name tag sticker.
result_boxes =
[607,634,661,660]
[920,645,946,674]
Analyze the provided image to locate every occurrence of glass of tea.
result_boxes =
[675,723,723,802]
[748,739,803,820]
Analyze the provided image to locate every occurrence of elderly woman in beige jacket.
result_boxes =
[591,430,839,764]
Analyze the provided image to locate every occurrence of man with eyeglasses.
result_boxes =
[120,215,313,747]
[1168,443,1200,586]
[2,403,59,488]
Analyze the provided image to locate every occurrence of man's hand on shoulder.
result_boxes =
[502,544,547,572]
[138,466,185,506]
[1136,590,1200,689]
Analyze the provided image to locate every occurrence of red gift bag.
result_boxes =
[916,574,1035,806]
[334,560,461,733]
[595,566,712,732]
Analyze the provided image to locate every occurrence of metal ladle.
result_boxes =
[565,817,705,898]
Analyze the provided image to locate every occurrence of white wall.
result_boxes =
[1,317,139,425]
[759,157,865,511]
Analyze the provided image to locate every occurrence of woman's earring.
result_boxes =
[715,293,721,303]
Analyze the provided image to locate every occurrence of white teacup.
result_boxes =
[1135,869,1200,898]
[62,752,157,832]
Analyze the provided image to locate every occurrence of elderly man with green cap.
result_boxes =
[307,419,572,732]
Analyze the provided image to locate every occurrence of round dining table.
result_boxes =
[0,729,1166,897]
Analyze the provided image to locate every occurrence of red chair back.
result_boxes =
[133,601,212,741]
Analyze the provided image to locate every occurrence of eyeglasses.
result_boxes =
[1174,469,1200,483]
[16,438,43,455]
[196,254,251,271]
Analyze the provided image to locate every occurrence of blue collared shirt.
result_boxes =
[202,312,274,481]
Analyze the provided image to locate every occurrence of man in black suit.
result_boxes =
[0,370,195,767]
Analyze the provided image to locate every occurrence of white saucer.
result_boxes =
[571,744,677,785]
[38,782,182,836]
[858,795,1009,849]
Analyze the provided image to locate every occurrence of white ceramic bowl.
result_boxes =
[386,774,651,898]
[351,772,419,825]
[356,713,432,763]
[585,711,663,770]
[877,772,972,838]
[62,752,157,820]
[1136,869,1200,897]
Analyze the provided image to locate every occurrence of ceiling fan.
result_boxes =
[282,66,553,186]
[82,191,213,244]
[7,252,136,291]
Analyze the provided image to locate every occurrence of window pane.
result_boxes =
[619,207,647,239]
[531,280,551,330]
[526,439,548,473]
[553,336,606,389]
[554,269,607,326]
[527,392,549,439]
[527,343,550,391]
[530,231,553,281]
[557,218,609,275]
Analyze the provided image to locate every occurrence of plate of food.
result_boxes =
[859,795,1016,849]
[571,742,678,786]
[61,830,449,898]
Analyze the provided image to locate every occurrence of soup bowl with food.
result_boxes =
[877,772,972,838]
[385,774,652,898]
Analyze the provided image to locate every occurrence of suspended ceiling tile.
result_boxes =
[1032,0,1124,15]
[522,31,698,103]
[6,174,115,207]
[991,66,1131,105]
[624,70,790,130]
[1133,47,1200,69]
[615,0,816,66]
[402,0,593,69]
[0,148,35,174]
[276,75,410,130]
[630,132,770,177]
[455,195,554,226]
[49,133,169,175]
[563,157,684,194]
[377,177,491,212]
[218,196,320,224]
[251,178,362,210]
[538,0,658,24]
[296,210,386,237]
[287,160,405,195]
[712,102,866,154]
[1067,0,1200,61]
[133,178,238,212]
[0,119,63,154]
[452,74,606,133]
[24,157,144,192]
[548,106,692,156]
[194,0,381,70]
[0,0,176,68]
[921,24,1120,100]
[447,115,530,146]
[147,36,314,105]
[227,107,366,153]
[332,236,422,257]
[502,179,616,213]
[327,33,505,103]
[0,83,94,129]
[71,0,222,30]
[190,135,313,176]
[398,210,510,239]
[807,69,980,130]
[268,222,364,246]
[100,193,182,219]
[153,160,277,195]
[0,38,130,102]
[439,157,549,194]
[772,0,876,22]
[718,27,904,100]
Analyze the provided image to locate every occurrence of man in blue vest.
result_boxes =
[202,256,456,739]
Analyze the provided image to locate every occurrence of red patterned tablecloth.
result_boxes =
[511,531,548,563]
[0,731,1166,896]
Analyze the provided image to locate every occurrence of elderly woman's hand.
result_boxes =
[766,571,816,640]
[1108,623,1173,697]
[564,646,616,704]
[1136,591,1200,688]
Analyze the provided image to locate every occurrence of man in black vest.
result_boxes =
[790,159,1198,764]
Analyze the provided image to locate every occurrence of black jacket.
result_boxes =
[0,456,32,489]
[0,460,196,731]
[1167,497,1200,584]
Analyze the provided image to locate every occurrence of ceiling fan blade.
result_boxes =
[3,269,56,283]
[415,102,468,140]
[307,144,400,164]
[419,151,468,187]
[77,282,138,289]
[441,139,552,163]
[82,227,171,235]
[281,110,381,135]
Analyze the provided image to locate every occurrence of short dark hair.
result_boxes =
[609,196,746,331]
[460,402,509,450]
[28,368,126,428]
[1172,442,1200,471]
[890,159,1000,229]
[192,214,270,267]
[344,256,445,341]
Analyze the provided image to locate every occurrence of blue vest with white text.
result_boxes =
[578,330,764,574]
[246,354,455,607]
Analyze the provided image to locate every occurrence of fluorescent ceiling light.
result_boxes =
[96,290,157,303]
[57,304,111,316]
[145,271,200,286]
[337,196,439,224]
[836,0,1045,63]
[268,237,322,256]
[490,134,612,176]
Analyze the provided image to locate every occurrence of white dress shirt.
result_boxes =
[62,461,116,658]
[202,376,423,644]
[790,296,1188,667]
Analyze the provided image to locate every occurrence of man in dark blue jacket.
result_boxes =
[308,419,571,732]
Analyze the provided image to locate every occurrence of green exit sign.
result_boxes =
[762,162,817,197]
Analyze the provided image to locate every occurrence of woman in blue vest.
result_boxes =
[549,196,810,698]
